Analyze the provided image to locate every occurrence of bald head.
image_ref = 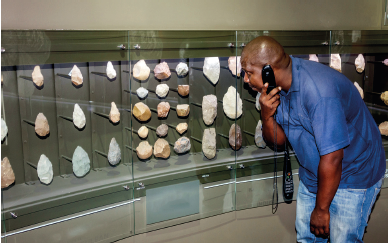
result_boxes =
[241,36,289,70]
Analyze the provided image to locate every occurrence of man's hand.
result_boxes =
[259,83,282,121]
[310,208,330,237]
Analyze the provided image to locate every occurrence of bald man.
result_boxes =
[241,36,385,243]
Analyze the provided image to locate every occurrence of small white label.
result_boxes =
[202,174,209,178]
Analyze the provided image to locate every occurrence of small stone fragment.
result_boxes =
[177,104,190,117]
[383,59,388,66]
[136,141,153,160]
[156,124,168,137]
[229,124,242,150]
[255,120,266,148]
[176,62,189,76]
[154,62,171,80]
[156,84,169,98]
[71,65,83,86]
[136,87,148,99]
[133,102,151,121]
[330,54,342,73]
[1,157,15,188]
[174,137,191,154]
[154,138,170,159]
[37,154,53,184]
[178,85,190,97]
[309,54,319,62]
[72,146,90,177]
[223,86,243,119]
[379,121,388,136]
[256,92,261,111]
[203,57,220,84]
[133,60,151,81]
[202,128,216,159]
[354,82,364,99]
[1,118,8,141]
[355,54,365,73]
[32,65,44,87]
[35,113,50,137]
[381,91,388,105]
[228,56,242,77]
[202,95,217,125]
[106,61,117,79]
[138,126,148,138]
[109,102,120,123]
[157,102,170,118]
[73,103,86,129]
[176,122,188,134]
[108,137,121,165]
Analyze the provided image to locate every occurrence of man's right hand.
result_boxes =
[259,83,282,121]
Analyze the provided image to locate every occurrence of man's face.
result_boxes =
[241,62,264,92]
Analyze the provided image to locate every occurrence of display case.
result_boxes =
[1,30,388,243]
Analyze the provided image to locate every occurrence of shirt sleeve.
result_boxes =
[309,97,350,156]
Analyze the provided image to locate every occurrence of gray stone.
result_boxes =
[223,86,243,119]
[174,137,191,154]
[106,61,117,79]
[72,146,90,177]
[156,124,168,137]
[203,57,220,84]
[73,103,86,129]
[156,84,169,98]
[133,60,150,81]
[37,154,53,184]
[32,65,44,87]
[108,137,121,165]
[136,87,148,99]
[202,94,217,125]
[202,128,216,159]
[255,92,261,111]
[255,120,266,148]
[176,62,189,76]
[1,118,8,141]
[355,54,365,73]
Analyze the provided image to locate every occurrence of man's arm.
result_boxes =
[310,148,343,237]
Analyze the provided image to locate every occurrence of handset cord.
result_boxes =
[272,109,278,214]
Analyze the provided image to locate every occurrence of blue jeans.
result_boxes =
[296,178,383,243]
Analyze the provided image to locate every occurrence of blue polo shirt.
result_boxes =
[275,56,385,194]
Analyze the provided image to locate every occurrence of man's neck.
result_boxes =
[277,58,293,93]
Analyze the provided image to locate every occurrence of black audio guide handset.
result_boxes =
[283,143,294,203]
[262,65,276,91]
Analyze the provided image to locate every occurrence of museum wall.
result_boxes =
[1,0,387,31]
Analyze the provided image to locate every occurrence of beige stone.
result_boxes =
[178,85,190,97]
[223,86,243,119]
[154,62,171,80]
[138,126,148,138]
[109,102,120,123]
[354,82,364,99]
[176,123,188,134]
[32,66,44,87]
[202,95,217,125]
[71,65,83,86]
[153,138,170,159]
[157,102,170,118]
[229,123,242,150]
[228,56,242,77]
[381,91,388,105]
[177,104,190,117]
[355,54,365,73]
[133,60,150,81]
[330,54,342,73]
[1,157,15,188]
[136,141,153,160]
[202,128,216,159]
[35,113,49,137]
[133,102,151,121]
[379,121,388,136]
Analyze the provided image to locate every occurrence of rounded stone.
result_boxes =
[138,126,148,138]
[133,60,150,81]
[133,102,152,121]
[136,141,153,160]
[154,62,171,80]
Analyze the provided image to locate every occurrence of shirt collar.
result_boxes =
[280,55,300,97]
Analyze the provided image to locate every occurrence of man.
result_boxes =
[241,36,385,243]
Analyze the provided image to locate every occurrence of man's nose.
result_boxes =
[243,73,249,83]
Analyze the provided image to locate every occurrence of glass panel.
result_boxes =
[1,30,134,242]
[235,31,331,210]
[128,31,238,234]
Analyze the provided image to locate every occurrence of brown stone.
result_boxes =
[153,138,170,159]
[35,113,50,137]
[379,121,388,136]
[176,123,188,134]
[229,123,242,150]
[71,65,83,86]
[1,157,15,188]
[178,85,190,97]
[133,102,151,121]
[177,104,190,117]
[156,124,168,137]
[32,66,44,87]
[138,126,148,138]
[154,62,171,80]
[157,102,170,118]
[109,102,120,123]
[136,141,153,160]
